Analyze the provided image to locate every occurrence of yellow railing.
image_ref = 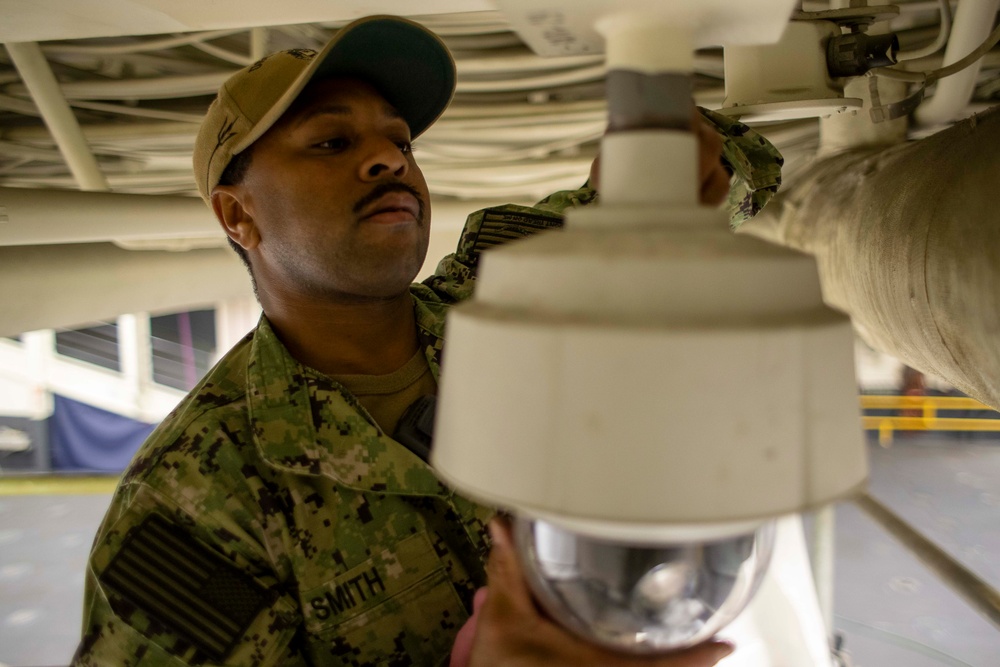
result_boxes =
[860,395,1000,445]
[0,474,119,496]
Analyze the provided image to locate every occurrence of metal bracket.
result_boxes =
[792,4,900,31]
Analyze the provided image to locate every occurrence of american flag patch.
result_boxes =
[466,208,563,266]
[100,514,270,661]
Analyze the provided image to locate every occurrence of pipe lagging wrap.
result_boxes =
[743,106,1000,410]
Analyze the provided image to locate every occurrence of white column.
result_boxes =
[118,313,152,414]
[811,504,837,637]
[21,330,55,419]
[214,297,261,360]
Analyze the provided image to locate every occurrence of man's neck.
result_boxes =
[260,289,420,377]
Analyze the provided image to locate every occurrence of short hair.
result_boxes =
[216,146,257,296]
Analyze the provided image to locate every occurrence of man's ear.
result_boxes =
[211,185,260,252]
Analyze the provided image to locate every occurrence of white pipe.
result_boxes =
[40,29,245,56]
[810,505,836,637]
[457,53,603,75]
[456,65,607,92]
[915,0,1000,126]
[249,27,269,62]
[4,65,610,100]
[0,243,249,338]
[897,0,953,61]
[0,187,218,246]
[0,187,527,246]
[4,42,110,191]
[5,72,231,101]
[69,100,203,123]
[190,40,254,67]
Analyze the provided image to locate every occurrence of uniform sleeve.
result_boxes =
[72,483,307,667]
[698,107,784,228]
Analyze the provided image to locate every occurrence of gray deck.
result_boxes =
[1,437,998,666]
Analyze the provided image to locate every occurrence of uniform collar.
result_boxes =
[246,311,449,497]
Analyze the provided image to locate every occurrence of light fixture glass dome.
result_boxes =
[513,517,777,653]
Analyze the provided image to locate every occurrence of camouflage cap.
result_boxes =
[193,15,455,203]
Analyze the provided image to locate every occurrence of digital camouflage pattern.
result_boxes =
[74,119,781,667]
[698,107,784,229]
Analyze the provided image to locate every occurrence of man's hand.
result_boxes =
[589,111,731,207]
[455,519,735,667]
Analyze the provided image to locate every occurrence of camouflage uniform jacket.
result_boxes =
[74,110,781,667]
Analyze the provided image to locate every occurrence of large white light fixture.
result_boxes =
[433,0,867,653]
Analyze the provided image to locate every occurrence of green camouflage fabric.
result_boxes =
[74,117,781,667]
[698,107,784,229]
[74,305,495,667]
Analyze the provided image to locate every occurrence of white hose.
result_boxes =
[6,72,232,101]
[424,119,603,143]
[457,52,602,75]
[41,30,246,55]
[70,100,203,123]
[189,40,254,67]
[897,0,953,61]
[457,65,607,92]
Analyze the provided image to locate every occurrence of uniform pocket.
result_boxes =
[302,532,470,666]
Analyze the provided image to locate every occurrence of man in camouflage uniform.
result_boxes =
[73,15,781,667]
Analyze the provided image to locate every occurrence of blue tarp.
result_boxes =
[50,395,155,471]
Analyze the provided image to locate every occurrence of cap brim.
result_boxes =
[235,16,455,154]
[313,17,455,138]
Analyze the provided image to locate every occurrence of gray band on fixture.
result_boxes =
[606,71,694,132]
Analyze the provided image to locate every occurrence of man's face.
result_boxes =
[236,77,432,302]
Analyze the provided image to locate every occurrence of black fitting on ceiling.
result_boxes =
[827,32,900,78]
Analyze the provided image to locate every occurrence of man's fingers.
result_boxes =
[696,117,730,207]
[589,154,601,190]
[478,521,738,667]
[700,166,731,207]
[696,117,725,174]
[471,586,489,613]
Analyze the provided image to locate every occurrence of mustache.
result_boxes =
[353,181,426,224]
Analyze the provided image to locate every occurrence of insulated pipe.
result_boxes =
[4,42,109,191]
[742,105,1000,409]
[914,0,1000,126]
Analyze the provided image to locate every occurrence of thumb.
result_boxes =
[484,518,538,618]
[674,640,736,666]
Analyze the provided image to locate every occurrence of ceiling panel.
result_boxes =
[0,0,493,42]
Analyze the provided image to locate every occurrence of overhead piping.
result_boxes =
[915,0,1000,126]
[4,41,109,191]
[896,0,953,61]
